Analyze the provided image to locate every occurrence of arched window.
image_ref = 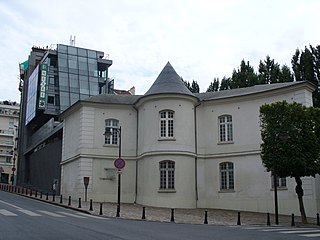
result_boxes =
[104,119,119,144]
[218,115,233,142]
[220,162,234,190]
[159,110,174,138]
[159,160,175,189]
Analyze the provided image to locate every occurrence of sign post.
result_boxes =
[114,157,125,217]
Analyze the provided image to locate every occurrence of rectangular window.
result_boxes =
[219,115,233,142]
[220,162,234,190]
[159,110,174,138]
[105,119,119,145]
[159,161,175,190]
[271,176,287,188]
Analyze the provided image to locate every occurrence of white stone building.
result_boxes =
[60,62,319,217]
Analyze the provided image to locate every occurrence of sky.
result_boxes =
[0,0,319,102]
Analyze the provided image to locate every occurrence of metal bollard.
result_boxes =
[267,213,270,226]
[89,199,93,211]
[78,198,81,208]
[204,210,208,224]
[99,203,103,215]
[30,189,32,197]
[142,207,146,220]
[22,188,24,195]
[68,196,71,206]
[170,209,175,222]
[60,195,63,204]
[46,193,49,200]
[35,191,38,198]
[291,213,295,226]
[40,192,42,199]
[317,213,320,226]
[237,212,241,225]
[52,194,55,202]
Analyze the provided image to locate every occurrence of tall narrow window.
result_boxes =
[159,161,175,190]
[219,115,233,142]
[160,110,174,138]
[105,119,119,144]
[220,162,234,190]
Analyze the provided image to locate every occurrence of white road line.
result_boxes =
[261,228,295,232]
[76,212,107,219]
[280,229,320,234]
[300,233,320,237]
[0,209,17,216]
[0,200,22,210]
[18,209,42,216]
[57,211,87,218]
[37,210,65,217]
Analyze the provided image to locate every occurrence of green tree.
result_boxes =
[258,55,281,84]
[232,59,258,88]
[260,101,320,223]
[191,80,200,93]
[279,65,294,83]
[207,78,220,92]
[291,45,320,107]
[219,76,232,90]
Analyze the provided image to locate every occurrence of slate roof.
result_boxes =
[195,81,310,101]
[144,62,195,97]
[83,94,141,105]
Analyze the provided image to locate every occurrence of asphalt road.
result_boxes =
[0,190,319,240]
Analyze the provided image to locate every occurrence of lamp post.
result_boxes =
[105,125,122,217]
[272,131,289,225]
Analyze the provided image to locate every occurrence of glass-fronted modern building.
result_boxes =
[17,44,113,193]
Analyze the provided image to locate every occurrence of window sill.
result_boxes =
[158,137,176,141]
[103,144,119,148]
[270,187,288,191]
[158,189,176,193]
[218,189,235,193]
[218,141,234,145]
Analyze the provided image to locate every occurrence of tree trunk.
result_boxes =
[295,176,308,224]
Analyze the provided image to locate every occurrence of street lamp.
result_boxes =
[272,131,289,225]
[104,126,122,217]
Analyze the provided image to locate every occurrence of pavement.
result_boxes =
[1,184,319,227]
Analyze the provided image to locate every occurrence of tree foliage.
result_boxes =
[207,78,220,92]
[231,59,258,88]
[182,78,200,93]
[260,101,320,223]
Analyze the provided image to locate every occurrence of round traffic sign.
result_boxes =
[114,158,126,170]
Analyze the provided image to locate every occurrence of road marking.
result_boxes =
[0,200,22,210]
[280,229,320,234]
[18,209,42,216]
[57,211,87,218]
[37,210,65,217]
[76,212,108,219]
[0,209,17,216]
[260,228,294,232]
[300,233,320,237]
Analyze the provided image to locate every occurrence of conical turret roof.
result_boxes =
[144,62,195,97]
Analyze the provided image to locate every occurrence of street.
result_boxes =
[0,190,319,240]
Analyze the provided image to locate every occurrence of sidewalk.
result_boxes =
[1,184,319,226]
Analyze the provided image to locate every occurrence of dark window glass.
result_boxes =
[57,45,67,53]
[70,93,79,105]
[48,96,54,104]
[59,72,69,91]
[79,75,89,94]
[69,74,79,93]
[89,77,99,95]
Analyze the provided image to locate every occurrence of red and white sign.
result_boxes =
[114,158,126,170]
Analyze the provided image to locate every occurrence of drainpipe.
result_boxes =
[194,102,201,208]
[133,105,139,203]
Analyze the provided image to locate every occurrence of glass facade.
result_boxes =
[25,44,112,124]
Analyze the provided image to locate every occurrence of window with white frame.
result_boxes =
[159,110,174,138]
[159,160,175,190]
[271,175,287,188]
[218,115,233,142]
[220,162,234,190]
[104,119,119,144]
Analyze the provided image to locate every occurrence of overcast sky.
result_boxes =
[0,0,319,102]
